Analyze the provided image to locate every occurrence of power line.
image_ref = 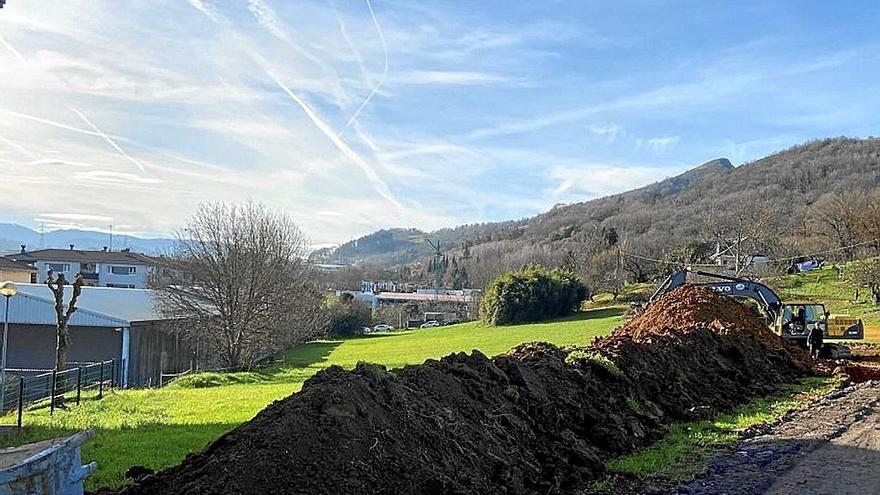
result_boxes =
[620,237,880,269]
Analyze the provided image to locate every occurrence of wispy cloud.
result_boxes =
[267,70,402,210]
[0,35,27,65]
[588,123,623,142]
[393,70,512,86]
[69,107,147,173]
[342,0,388,132]
[636,136,680,153]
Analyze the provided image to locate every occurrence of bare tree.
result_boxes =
[702,197,782,275]
[807,193,860,259]
[45,271,85,373]
[155,202,323,370]
[850,258,880,304]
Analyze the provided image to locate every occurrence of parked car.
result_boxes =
[420,320,440,328]
[361,326,373,334]
[372,324,395,331]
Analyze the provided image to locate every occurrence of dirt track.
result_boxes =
[675,381,880,495]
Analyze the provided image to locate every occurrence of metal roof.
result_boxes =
[0,258,35,272]
[7,249,157,265]
[3,284,164,327]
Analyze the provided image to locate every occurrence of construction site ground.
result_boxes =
[605,344,880,495]
[674,378,880,495]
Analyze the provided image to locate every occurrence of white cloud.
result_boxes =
[588,123,623,142]
[549,163,683,199]
[393,70,512,86]
[636,136,680,153]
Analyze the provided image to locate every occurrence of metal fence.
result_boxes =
[1,360,116,427]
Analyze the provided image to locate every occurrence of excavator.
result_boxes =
[649,269,864,358]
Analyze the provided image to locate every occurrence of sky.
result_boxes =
[0,1,878,245]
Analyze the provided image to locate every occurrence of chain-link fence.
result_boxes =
[1,360,116,427]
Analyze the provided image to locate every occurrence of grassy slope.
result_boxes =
[0,308,624,491]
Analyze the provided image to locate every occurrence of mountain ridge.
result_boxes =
[315,137,880,269]
[0,223,174,255]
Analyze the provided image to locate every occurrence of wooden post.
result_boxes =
[16,377,23,428]
[50,368,57,416]
[98,361,104,399]
[76,367,82,406]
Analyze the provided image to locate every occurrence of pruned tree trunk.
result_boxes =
[46,271,84,373]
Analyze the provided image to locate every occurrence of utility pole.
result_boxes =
[0,282,19,412]
[425,239,443,296]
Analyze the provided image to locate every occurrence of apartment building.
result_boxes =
[6,245,157,288]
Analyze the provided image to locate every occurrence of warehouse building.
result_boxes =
[2,284,197,387]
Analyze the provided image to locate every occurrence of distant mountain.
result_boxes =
[0,223,175,255]
[318,137,880,268]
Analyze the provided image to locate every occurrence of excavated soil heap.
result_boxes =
[109,286,811,495]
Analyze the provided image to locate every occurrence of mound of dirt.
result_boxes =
[107,286,811,495]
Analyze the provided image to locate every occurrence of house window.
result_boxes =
[110,266,136,275]
[48,263,70,272]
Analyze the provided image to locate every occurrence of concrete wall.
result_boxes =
[4,324,122,371]
[0,269,34,284]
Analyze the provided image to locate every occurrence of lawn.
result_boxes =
[0,307,624,491]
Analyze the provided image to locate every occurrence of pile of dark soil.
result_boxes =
[108,286,811,495]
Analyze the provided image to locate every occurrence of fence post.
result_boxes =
[98,361,105,399]
[110,360,116,389]
[17,377,23,428]
[50,368,57,416]
[76,367,83,406]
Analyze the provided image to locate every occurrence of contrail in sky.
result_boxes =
[267,69,401,209]
[186,0,399,205]
[341,0,388,134]
[0,133,37,159]
[0,35,27,65]
[69,107,147,173]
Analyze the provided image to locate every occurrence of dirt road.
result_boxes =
[676,381,880,495]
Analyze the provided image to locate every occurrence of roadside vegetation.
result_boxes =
[587,376,838,494]
[0,308,624,491]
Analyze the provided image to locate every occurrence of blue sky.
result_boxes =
[0,1,878,245]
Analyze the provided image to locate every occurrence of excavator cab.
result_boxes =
[776,303,827,341]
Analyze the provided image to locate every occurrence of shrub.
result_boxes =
[167,371,271,389]
[479,264,588,325]
[327,293,373,338]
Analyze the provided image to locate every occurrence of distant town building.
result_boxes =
[0,258,36,283]
[338,284,477,310]
[5,245,157,289]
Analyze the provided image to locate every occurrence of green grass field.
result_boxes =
[0,308,624,491]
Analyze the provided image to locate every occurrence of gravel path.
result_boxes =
[673,381,880,495]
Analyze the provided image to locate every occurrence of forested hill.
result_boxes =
[314,137,880,268]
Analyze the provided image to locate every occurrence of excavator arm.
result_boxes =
[650,269,783,322]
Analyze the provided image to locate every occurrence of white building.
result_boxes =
[5,246,157,289]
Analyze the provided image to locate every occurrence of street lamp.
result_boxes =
[0,281,18,412]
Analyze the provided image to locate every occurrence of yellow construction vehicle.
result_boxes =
[651,269,864,358]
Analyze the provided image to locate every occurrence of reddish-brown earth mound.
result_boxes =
[106,286,811,495]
